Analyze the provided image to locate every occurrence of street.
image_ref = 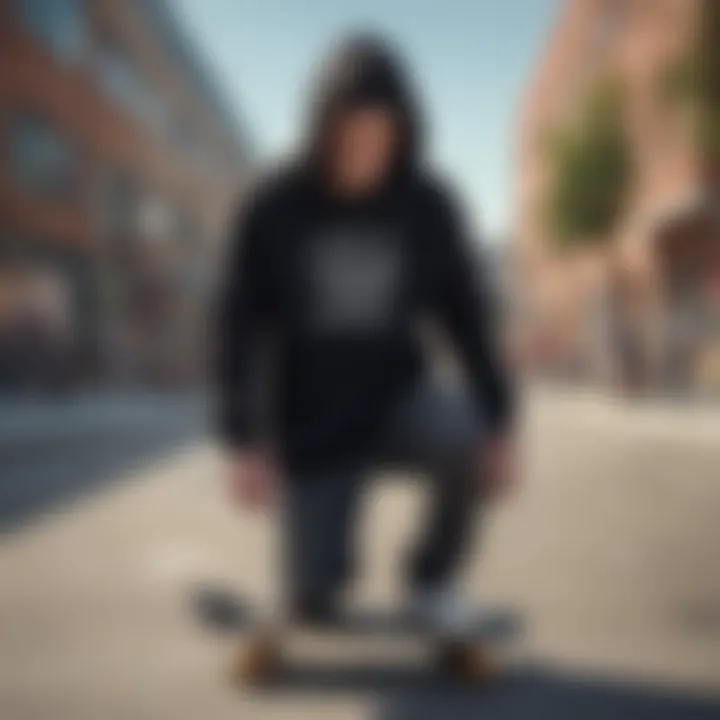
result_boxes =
[0,393,207,531]
[1,387,719,719]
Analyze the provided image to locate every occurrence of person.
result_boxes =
[215,34,516,636]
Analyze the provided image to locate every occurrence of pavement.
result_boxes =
[0,387,719,719]
[0,392,207,531]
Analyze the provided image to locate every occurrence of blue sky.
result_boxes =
[173,0,558,241]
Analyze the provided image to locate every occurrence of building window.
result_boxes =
[137,194,174,241]
[168,116,198,155]
[10,114,78,199]
[15,0,88,62]
[174,207,200,250]
[97,168,141,239]
[98,43,141,114]
[592,0,626,61]
[97,40,170,136]
[140,90,170,135]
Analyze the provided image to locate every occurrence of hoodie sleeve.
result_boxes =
[214,187,275,449]
[425,185,514,436]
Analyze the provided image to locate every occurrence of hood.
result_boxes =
[301,33,424,182]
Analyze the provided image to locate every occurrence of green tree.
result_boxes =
[545,80,633,251]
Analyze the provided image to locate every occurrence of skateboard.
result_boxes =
[229,605,515,688]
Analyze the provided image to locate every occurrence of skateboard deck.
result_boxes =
[238,605,520,641]
[191,588,522,643]
[229,604,520,688]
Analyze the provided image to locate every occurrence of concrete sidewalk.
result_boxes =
[0,389,719,719]
[528,384,720,446]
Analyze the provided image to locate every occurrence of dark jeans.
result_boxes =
[283,380,484,613]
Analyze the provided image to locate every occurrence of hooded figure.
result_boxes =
[301,34,422,184]
[216,33,514,629]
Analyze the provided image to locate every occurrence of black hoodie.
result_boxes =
[215,35,513,474]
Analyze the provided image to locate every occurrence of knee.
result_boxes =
[428,441,479,504]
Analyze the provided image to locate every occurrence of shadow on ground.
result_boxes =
[0,394,207,532]
[279,663,720,720]
[384,667,720,720]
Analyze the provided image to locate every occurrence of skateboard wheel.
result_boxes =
[437,643,498,685]
[232,634,282,687]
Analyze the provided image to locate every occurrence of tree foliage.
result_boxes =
[545,81,632,250]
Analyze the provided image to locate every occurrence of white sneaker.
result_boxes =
[409,585,476,638]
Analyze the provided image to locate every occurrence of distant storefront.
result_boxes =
[0,236,96,391]
[0,0,251,394]
[659,210,720,394]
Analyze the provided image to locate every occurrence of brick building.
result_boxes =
[0,0,252,390]
[516,0,719,391]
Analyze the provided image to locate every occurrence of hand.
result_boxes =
[226,447,279,510]
[481,435,517,501]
